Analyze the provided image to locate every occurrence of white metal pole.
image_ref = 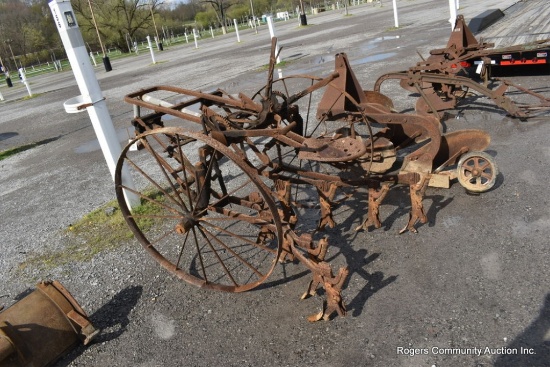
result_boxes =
[49,0,139,209]
[392,0,399,28]
[19,68,32,97]
[89,51,97,66]
[449,0,457,29]
[146,35,156,64]
[233,19,241,42]
[456,0,459,10]
[266,17,280,64]
[193,29,199,49]
[210,26,214,38]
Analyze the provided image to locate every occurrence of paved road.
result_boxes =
[1,1,549,366]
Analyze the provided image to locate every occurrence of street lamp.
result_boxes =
[87,0,112,71]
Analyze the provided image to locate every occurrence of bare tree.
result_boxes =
[72,0,164,52]
[200,0,234,35]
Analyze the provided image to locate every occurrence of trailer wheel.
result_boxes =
[456,151,498,193]
[115,127,282,292]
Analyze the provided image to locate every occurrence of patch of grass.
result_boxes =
[0,142,40,160]
[150,60,169,66]
[386,23,411,31]
[18,191,166,272]
[257,60,291,71]
[21,93,42,100]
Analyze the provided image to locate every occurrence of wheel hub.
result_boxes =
[175,215,197,234]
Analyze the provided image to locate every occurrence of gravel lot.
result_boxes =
[1,0,549,366]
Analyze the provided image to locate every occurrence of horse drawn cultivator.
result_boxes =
[115,17,548,320]
[375,15,550,119]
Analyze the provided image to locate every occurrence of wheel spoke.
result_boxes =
[175,134,197,211]
[146,227,178,249]
[141,138,190,212]
[118,183,183,216]
[478,161,491,171]
[194,176,255,218]
[199,220,277,254]
[204,206,273,226]
[129,213,182,220]
[196,225,239,286]
[198,224,266,278]
[175,231,190,271]
[462,165,474,174]
[191,226,208,282]
[124,156,176,201]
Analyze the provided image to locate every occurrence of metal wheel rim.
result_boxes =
[457,151,498,193]
[115,127,283,292]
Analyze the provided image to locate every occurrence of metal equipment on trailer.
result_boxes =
[374,15,550,119]
[115,39,497,321]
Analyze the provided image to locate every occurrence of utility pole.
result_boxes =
[150,1,163,50]
[6,40,17,71]
[0,52,12,87]
[299,0,307,26]
[87,0,112,71]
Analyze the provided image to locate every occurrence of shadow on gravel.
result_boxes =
[253,267,311,291]
[0,135,62,159]
[494,293,550,367]
[54,285,143,367]
[342,249,398,318]
[314,192,401,318]
[0,132,19,142]
[89,285,143,343]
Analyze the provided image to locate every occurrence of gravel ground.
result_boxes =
[1,1,549,366]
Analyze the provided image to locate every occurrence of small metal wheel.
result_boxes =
[456,151,498,193]
[115,127,282,292]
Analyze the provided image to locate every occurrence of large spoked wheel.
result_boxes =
[456,151,498,193]
[115,127,282,292]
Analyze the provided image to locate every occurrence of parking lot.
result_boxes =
[1,0,549,366]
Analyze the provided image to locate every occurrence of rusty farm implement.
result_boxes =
[374,15,550,119]
[114,39,498,321]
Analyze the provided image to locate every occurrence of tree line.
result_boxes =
[0,0,302,71]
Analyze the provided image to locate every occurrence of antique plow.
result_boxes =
[115,38,497,321]
[374,15,550,119]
